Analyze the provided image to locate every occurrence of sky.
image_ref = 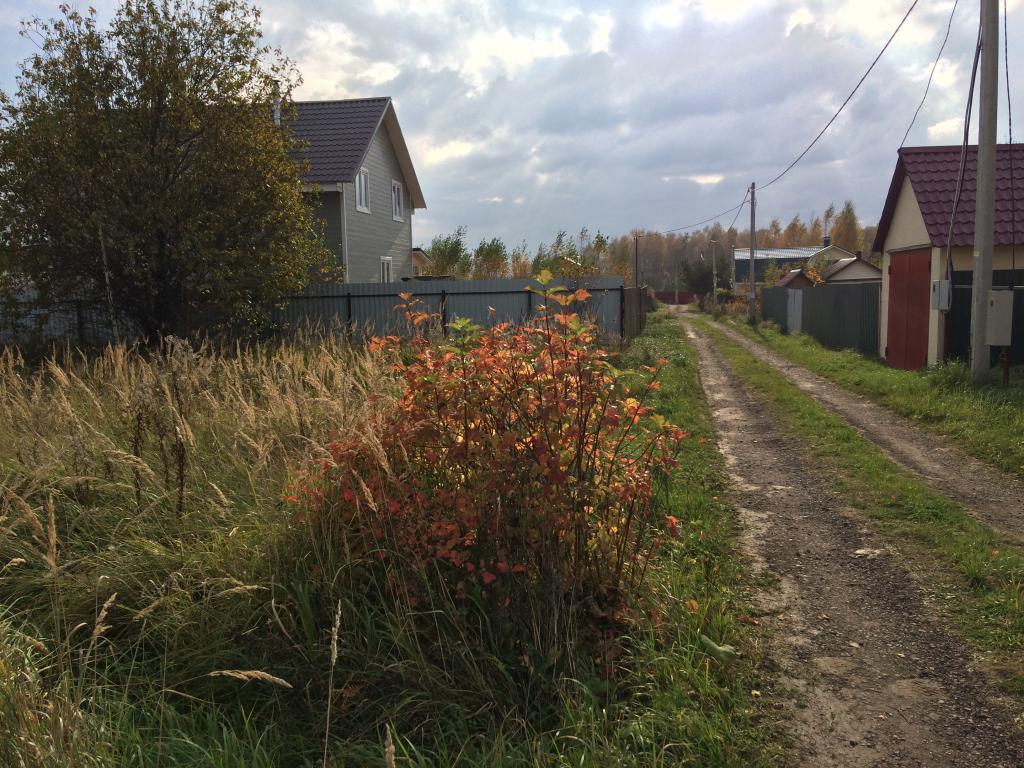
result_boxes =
[1,0,1023,251]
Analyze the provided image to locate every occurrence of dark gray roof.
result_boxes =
[291,98,390,185]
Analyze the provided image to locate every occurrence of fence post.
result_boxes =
[619,286,625,338]
[440,289,448,337]
[74,301,86,346]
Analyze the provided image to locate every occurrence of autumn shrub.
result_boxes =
[289,285,687,666]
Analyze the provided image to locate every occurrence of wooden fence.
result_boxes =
[761,283,880,356]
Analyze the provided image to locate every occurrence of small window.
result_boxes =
[380,256,393,283]
[356,168,370,213]
[392,180,404,221]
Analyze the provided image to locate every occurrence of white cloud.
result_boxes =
[478,196,505,203]
[590,14,614,54]
[786,7,815,35]
[416,139,479,166]
[689,174,725,186]
[459,28,571,89]
[927,117,961,140]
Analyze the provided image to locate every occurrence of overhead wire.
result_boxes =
[901,0,960,147]
[759,0,919,191]
[943,15,984,297]
[643,0,927,242]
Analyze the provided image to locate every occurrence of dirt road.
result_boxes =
[682,317,1024,767]
[708,321,1024,542]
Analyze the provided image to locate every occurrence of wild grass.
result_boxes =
[0,316,778,766]
[715,317,1024,479]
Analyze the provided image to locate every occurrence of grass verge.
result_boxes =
[694,318,1024,694]
[715,317,1024,479]
[0,315,779,766]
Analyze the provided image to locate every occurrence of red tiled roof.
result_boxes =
[872,144,1024,252]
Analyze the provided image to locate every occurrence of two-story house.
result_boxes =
[290,98,426,283]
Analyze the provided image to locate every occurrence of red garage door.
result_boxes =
[886,248,931,370]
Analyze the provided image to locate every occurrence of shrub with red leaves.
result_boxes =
[288,279,686,655]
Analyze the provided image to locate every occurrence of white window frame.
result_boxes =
[356,167,371,213]
[380,256,393,283]
[391,180,404,222]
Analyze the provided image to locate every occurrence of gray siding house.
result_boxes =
[291,98,426,283]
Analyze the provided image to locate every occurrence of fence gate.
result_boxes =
[787,289,803,335]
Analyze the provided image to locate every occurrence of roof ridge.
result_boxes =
[293,97,391,106]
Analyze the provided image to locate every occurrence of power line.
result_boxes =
[944,15,983,289]
[727,189,750,230]
[760,0,920,190]
[901,0,960,147]
[642,0,919,236]
[648,193,750,236]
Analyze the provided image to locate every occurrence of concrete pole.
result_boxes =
[748,182,757,323]
[970,0,998,383]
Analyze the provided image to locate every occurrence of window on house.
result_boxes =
[392,180,404,221]
[380,256,393,283]
[356,168,370,213]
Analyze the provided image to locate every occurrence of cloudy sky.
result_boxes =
[1,0,1022,249]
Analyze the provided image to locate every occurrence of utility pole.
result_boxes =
[748,182,757,323]
[633,234,640,288]
[970,0,998,383]
[710,239,719,309]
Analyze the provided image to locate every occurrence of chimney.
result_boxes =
[272,81,282,126]
[823,235,831,247]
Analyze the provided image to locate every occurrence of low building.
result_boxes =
[777,268,815,289]
[822,256,882,285]
[733,242,856,285]
[873,145,1024,369]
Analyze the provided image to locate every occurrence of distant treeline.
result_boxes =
[419,200,876,292]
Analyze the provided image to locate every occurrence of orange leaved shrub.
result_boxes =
[287,285,686,655]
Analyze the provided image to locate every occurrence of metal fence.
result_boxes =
[0,276,645,348]
[762,283,880,356]
[273,276,639,339]
[947,270,1024,365]
[0,299,128,348]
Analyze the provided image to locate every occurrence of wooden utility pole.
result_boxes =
[711,239,718,308]
[970,0,999,383]
[748,182,757,323]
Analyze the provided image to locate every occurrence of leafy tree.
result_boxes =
[471,237,509,279]
[509,241,532,278]
[426,226,470,276]
[808,216,824,246]
[0,0,328,338]
[762,260,785,287]
[780,215,808,248]
[829,200,860,252]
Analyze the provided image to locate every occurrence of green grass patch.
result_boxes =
[694,318,1024,693]
[717,317,1024,479]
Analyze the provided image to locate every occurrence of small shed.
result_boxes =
[822,256,882,285]
[778,268,815,289]
[873,145,1024,369]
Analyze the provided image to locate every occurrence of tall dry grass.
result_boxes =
[0,333,397,766]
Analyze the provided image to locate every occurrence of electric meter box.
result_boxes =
[986,290,1014,347]
[931,280,951,311]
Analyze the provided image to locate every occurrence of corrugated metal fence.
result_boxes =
[761,283,880,356]
[274,276,639,339]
